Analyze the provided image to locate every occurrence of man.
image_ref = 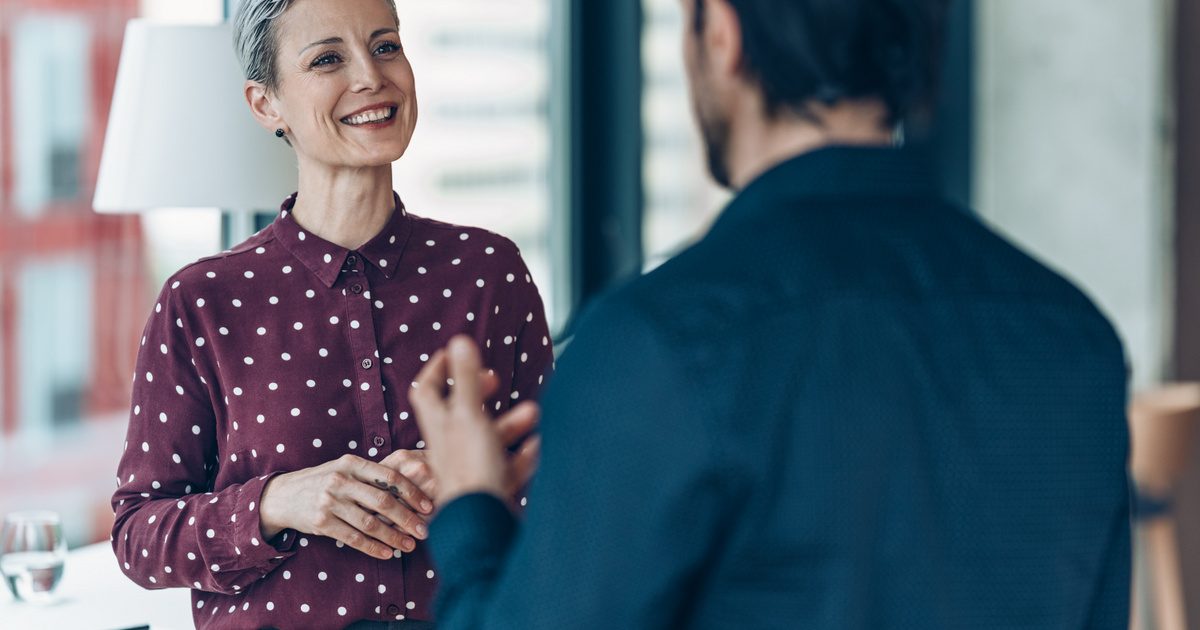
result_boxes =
[409,0,1132,627]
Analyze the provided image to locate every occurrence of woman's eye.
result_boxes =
[374,42,401,55]
[312,53,341,68]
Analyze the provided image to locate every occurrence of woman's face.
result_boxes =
[269,0,417,168]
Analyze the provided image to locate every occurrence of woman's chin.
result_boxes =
[367,138,410,163]
[336,145,409,169]
[362,151,407,168]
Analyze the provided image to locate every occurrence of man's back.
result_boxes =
[626,147,1130,627]
[428,147,1130,629]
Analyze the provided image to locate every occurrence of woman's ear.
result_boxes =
[244,80,286,134]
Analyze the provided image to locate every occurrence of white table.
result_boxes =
[1,542,193,630]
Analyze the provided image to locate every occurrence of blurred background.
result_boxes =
[0,0,1196,626]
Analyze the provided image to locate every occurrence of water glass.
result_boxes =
[0,511,67,604]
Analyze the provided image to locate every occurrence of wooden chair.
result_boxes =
[1129,383,1200,630]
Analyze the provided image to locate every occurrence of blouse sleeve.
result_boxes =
[503,253,555,509]
[508,257,555,409]
[111,277,297,596]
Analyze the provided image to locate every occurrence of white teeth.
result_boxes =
[342,108,394,126]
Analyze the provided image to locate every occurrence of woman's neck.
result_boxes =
[290,161,397,250]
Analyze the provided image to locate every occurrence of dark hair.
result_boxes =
[694,0,948,124]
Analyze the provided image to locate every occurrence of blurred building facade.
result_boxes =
[0,0,148,542]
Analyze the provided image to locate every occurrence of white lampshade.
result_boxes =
[94,20,296,213]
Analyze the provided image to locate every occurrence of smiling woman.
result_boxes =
[108,0,555,627]
[239,0,417,169]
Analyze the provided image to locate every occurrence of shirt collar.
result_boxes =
[271,192,413,288]
[712,145,942,233]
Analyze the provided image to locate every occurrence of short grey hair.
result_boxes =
[232,0,399,89]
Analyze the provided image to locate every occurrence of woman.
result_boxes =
[110,0,554,627]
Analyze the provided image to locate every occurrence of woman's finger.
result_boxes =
[344,456,434,515]
[314,510,396,560]
[378,451,438,503]
[328,502,416,555]
[341,480,430,541]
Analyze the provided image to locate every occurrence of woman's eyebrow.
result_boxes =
[301,28,399,55]
[301,36,342,55]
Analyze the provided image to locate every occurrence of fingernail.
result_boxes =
[421,500,433,512]
[416,523,428,537]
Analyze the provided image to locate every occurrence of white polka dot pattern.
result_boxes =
[111,194,554,628]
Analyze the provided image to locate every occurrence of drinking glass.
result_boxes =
[0,511,67,604]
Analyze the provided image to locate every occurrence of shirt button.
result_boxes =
[351,284,363,294]
[361,358,373,370]
[386,604,401,616]
[346,255,358,266]
[373,436,385,447]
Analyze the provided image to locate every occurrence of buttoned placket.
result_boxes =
[338,254,408,619]
[340,254,390,460]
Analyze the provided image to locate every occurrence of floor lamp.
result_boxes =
[93,20,296,245]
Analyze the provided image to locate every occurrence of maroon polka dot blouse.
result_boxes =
[111,193,555,628]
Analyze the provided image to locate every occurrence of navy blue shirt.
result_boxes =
[430,147,1131,629]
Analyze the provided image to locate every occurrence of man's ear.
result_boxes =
[244,80,286,134]
[702,0,744,80]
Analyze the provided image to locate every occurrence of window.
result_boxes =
[17,258,93,438]
[641,0,728,271]
[11,16,91,215]
[391,0,562,328]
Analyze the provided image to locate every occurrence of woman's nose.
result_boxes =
[350,54,385,93]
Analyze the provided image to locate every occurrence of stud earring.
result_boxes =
[275,129,286,138]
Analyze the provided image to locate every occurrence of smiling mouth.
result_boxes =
[340,107,398,126]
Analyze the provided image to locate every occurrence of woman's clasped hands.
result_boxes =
[257,365,538,559]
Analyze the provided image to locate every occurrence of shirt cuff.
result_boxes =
[429,493,518,585]
[229,472,298,569]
